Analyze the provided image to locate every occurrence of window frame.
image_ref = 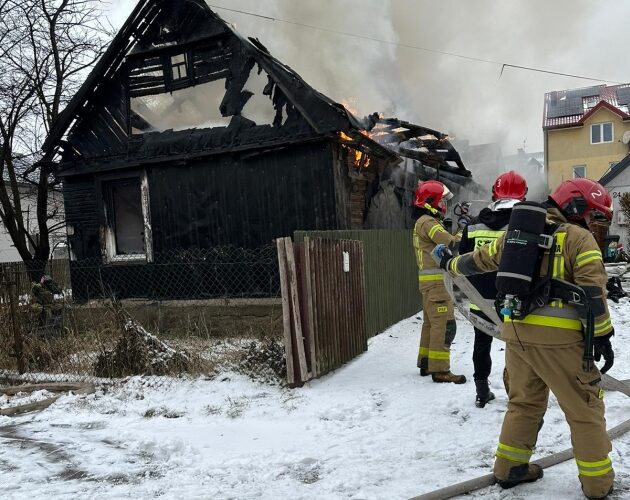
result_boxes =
[97,170,153,264]
[170,53,188,82]
[590,122,614,144]
[572,165,586,179]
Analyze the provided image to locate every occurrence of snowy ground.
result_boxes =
[0,301,629,500]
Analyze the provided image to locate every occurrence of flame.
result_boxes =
[351,148,370,169]
[338,131,371,169]
[339,131,353,142]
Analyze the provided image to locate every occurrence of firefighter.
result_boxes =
[413,180,465,384]
[434,178,615,499]
[460,171,528,407]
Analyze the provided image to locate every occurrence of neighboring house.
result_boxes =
[0,183,65,262]
[40,0,471,301]
[598,153,630,239]
[543,84,630,190]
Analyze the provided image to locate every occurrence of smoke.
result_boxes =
[108,0,630,171]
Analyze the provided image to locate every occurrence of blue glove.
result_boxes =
[457,217,470,229]
[431,244,453,270]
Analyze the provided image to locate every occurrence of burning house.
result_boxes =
[41,0,474,301]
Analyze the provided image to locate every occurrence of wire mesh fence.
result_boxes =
[0,245,281,303]
[0,246,285,386]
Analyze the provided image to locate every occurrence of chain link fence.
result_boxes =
[0,246,286,388]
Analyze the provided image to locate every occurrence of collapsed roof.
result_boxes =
[41,0,469,181]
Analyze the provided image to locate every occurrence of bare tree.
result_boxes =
[0,0,112,278]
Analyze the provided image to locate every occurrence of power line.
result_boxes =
[209,4,623,84]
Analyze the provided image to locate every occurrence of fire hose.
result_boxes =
[408,272,630,500]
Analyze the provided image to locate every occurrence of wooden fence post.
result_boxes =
[276,238,295,385]
[284,238,308,381]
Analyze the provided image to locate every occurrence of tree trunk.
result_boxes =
[24,258,47,283]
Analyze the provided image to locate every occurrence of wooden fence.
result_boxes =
[277,237,367,385]
[0,259,71,301]
[294,230,421,338]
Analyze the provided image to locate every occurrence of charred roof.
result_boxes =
[42,0,466,178]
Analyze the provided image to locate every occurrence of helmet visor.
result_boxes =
[588,208,612,225]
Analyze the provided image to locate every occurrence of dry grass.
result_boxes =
[0,299,284,384]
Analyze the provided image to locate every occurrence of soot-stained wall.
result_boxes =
[64,140,337,301]
[148,140,337,251]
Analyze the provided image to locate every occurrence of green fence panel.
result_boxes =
[294,230,421,338]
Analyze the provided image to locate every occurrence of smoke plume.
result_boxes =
[108,0,629,186]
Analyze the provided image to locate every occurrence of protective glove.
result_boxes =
[431,244,453,271]
[593,331,614,374]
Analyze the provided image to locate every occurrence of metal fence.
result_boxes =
[0,246,281,302]
[294,229,421,338]
[0,247,285,384]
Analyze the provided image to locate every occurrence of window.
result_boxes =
[573,165,586,178]
[170,54,188,81]
[102,173,152,262]
[591,122,613,144]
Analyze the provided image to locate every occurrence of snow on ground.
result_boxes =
[0,300,629,500]
[0,389,55,410]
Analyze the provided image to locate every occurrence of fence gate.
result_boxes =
[276,236,367,385]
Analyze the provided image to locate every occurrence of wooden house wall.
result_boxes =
[148,140,337,253]
[63,140,338,300]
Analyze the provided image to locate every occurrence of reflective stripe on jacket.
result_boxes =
[414,214,461,291]
[465,222,506,310]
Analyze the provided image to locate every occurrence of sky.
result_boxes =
[106,0,630,155]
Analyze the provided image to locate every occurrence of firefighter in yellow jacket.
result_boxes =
[413,180,465,384]
[434,178,615,499]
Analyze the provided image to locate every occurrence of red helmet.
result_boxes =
[492,171,528,201]
[415,180,453,216]
[549,178,613,224]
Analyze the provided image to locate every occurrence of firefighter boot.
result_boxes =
[475,379,496,408]
[496,464,543,489]
[584,486,613,500]
[419,358,429,377]
[432,371,467,384]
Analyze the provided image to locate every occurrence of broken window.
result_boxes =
[130,79,233,132]
[102,173,153,262]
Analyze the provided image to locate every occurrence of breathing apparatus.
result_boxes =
[496,201,556,319]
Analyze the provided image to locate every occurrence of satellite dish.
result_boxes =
[622,131,630,145]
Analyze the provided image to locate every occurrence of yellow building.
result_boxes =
[543,84,630,190]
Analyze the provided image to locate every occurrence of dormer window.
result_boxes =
[591,122,613,144]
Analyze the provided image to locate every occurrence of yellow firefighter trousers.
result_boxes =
[495,341,614,498]
[418,284,455,373]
